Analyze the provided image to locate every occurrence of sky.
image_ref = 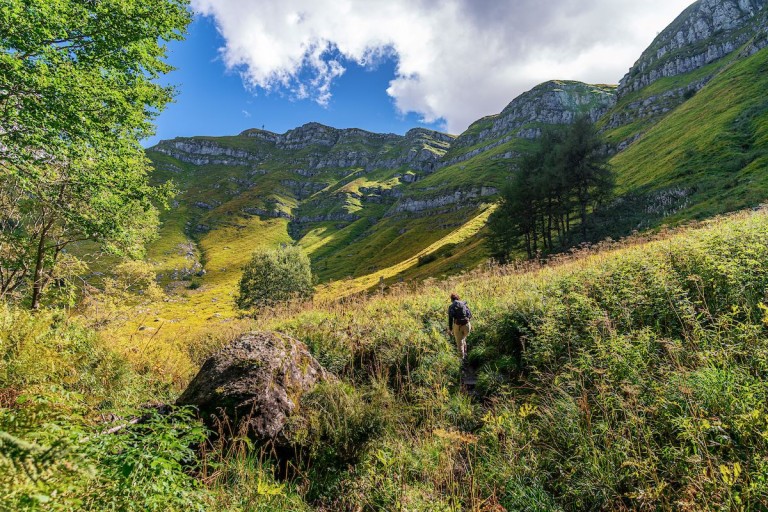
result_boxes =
[145,0,694,147]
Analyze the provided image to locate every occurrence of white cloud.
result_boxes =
[192,0,694,134]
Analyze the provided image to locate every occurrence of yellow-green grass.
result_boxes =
[315,204,496,299]
[99,215,290,383]
[258,207,768,511]
[144,205,200,285]
[12,207,768,511]
[306,204,489,282]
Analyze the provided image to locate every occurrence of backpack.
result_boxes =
[452,300,472,325]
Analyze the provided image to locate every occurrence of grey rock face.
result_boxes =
[294,212,360,223]
[618,0,767,98]
[241,207,292,219]
[153,123,453,173]
[450,81,616,154]
[177,332,332,443]
[154,140,265,166]
[391,187,498,214]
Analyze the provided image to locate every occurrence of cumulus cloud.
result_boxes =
[192,0,693,133]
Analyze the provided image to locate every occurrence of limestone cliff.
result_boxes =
[154,122,453,174]
[619,0,767,97]
[447,81,616,163]
[608,0,768,132]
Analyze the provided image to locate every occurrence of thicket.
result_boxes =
[0,306,204,510]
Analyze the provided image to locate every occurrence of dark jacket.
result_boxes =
[448,300,472,330]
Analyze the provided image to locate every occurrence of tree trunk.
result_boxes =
[525,233,532,259]
[30,236,47,310]
[580,190,588,241]
[30,217,55,310]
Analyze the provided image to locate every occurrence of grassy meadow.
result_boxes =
[4,207,768,510]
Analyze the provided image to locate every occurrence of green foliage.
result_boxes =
[0,305,157,412]
[83,408,209,511]
[0,305,211,510]
[1,409,210,512]
[289,380,391,463]
[488,117,613,261]
[6,209,768,510]
[0,0,191,308]
[202,443,311,512]
[236,245,314,309]
[256,209,768,510]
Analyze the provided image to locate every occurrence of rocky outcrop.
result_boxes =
[177,332,332,443]
[439,135,516,168]
[280,180,328,199]
[606,78,712,130]
[242,207,292,219]
[152,123,453,173]
[294,212,360,223]
[618,0,767,98]
[391,187,498,214]
[154,140,266,166]
[449,81,616,157]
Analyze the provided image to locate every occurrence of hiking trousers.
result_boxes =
[452,321,471,359]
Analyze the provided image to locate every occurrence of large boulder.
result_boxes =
[177,331,332,443]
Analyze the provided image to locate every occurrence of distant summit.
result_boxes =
[619,0,768,97]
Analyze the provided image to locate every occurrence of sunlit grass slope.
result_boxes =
[9,208,768,510]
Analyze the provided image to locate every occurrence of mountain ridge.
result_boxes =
[143,0,768,305]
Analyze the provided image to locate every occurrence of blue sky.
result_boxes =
[145,16,444,147]
[147,0,693,147]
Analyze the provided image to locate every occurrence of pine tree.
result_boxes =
[487,117,613,261]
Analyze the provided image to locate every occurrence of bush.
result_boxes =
[0,306,207,511]
[236,245,314,310]
[417,253,437,266]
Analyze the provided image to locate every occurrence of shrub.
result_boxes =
[236,245,314,310]
[417,253,437,266]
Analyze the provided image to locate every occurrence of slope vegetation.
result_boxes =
[8,208,768,510]
[606,44,768,230]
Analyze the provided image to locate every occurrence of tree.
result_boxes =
[560,117,614,239]
[237,245,315,310]
[0,0,191,308]
[487,171,537,262]
[487,117,613,262]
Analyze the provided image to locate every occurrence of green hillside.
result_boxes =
[142,80,616,295]
[127,37,768,358]
[9,0,768,510]
[605,45,768,231]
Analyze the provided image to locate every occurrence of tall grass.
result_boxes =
[3,208,768,510]
[259,208,768,510]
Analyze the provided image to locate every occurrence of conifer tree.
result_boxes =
[487,117,613,262]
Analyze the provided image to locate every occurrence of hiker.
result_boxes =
[448,293,472,360]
